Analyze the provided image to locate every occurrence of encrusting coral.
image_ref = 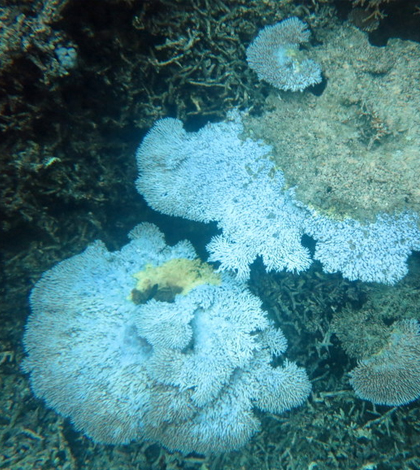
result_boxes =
[22,223,311,454]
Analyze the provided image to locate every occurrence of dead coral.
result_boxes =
[0,0,306,240]
[353,0,395,20]
[332,306,391,360]
[0,0,73,82]
[348,8,380,31]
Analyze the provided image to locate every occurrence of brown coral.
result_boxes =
[349,320,420,406]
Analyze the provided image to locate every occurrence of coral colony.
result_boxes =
[22,16,420,458]
[136,111,312,280]
[23,224,311,454]
[246,17,322,92]
[137,111,420,286]
[305,211,420,285]
[349,320,420,406]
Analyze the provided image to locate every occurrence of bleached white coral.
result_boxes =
[136,113,420,285]
[136,111,312,280]
[23,223,311,454]
[305,211,420,285]
[246,17,322,92]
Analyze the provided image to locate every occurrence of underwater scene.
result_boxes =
[2,0,420,469]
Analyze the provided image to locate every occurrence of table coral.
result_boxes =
[23,223,310,454]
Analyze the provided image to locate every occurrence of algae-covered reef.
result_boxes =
[2,0,420,469]
[246,21,420,221]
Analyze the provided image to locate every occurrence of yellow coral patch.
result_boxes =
[130,258,220,304]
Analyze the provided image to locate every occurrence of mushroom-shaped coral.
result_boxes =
[246,17,322,92]
[22,223,311,454]
[349,320,420,406]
